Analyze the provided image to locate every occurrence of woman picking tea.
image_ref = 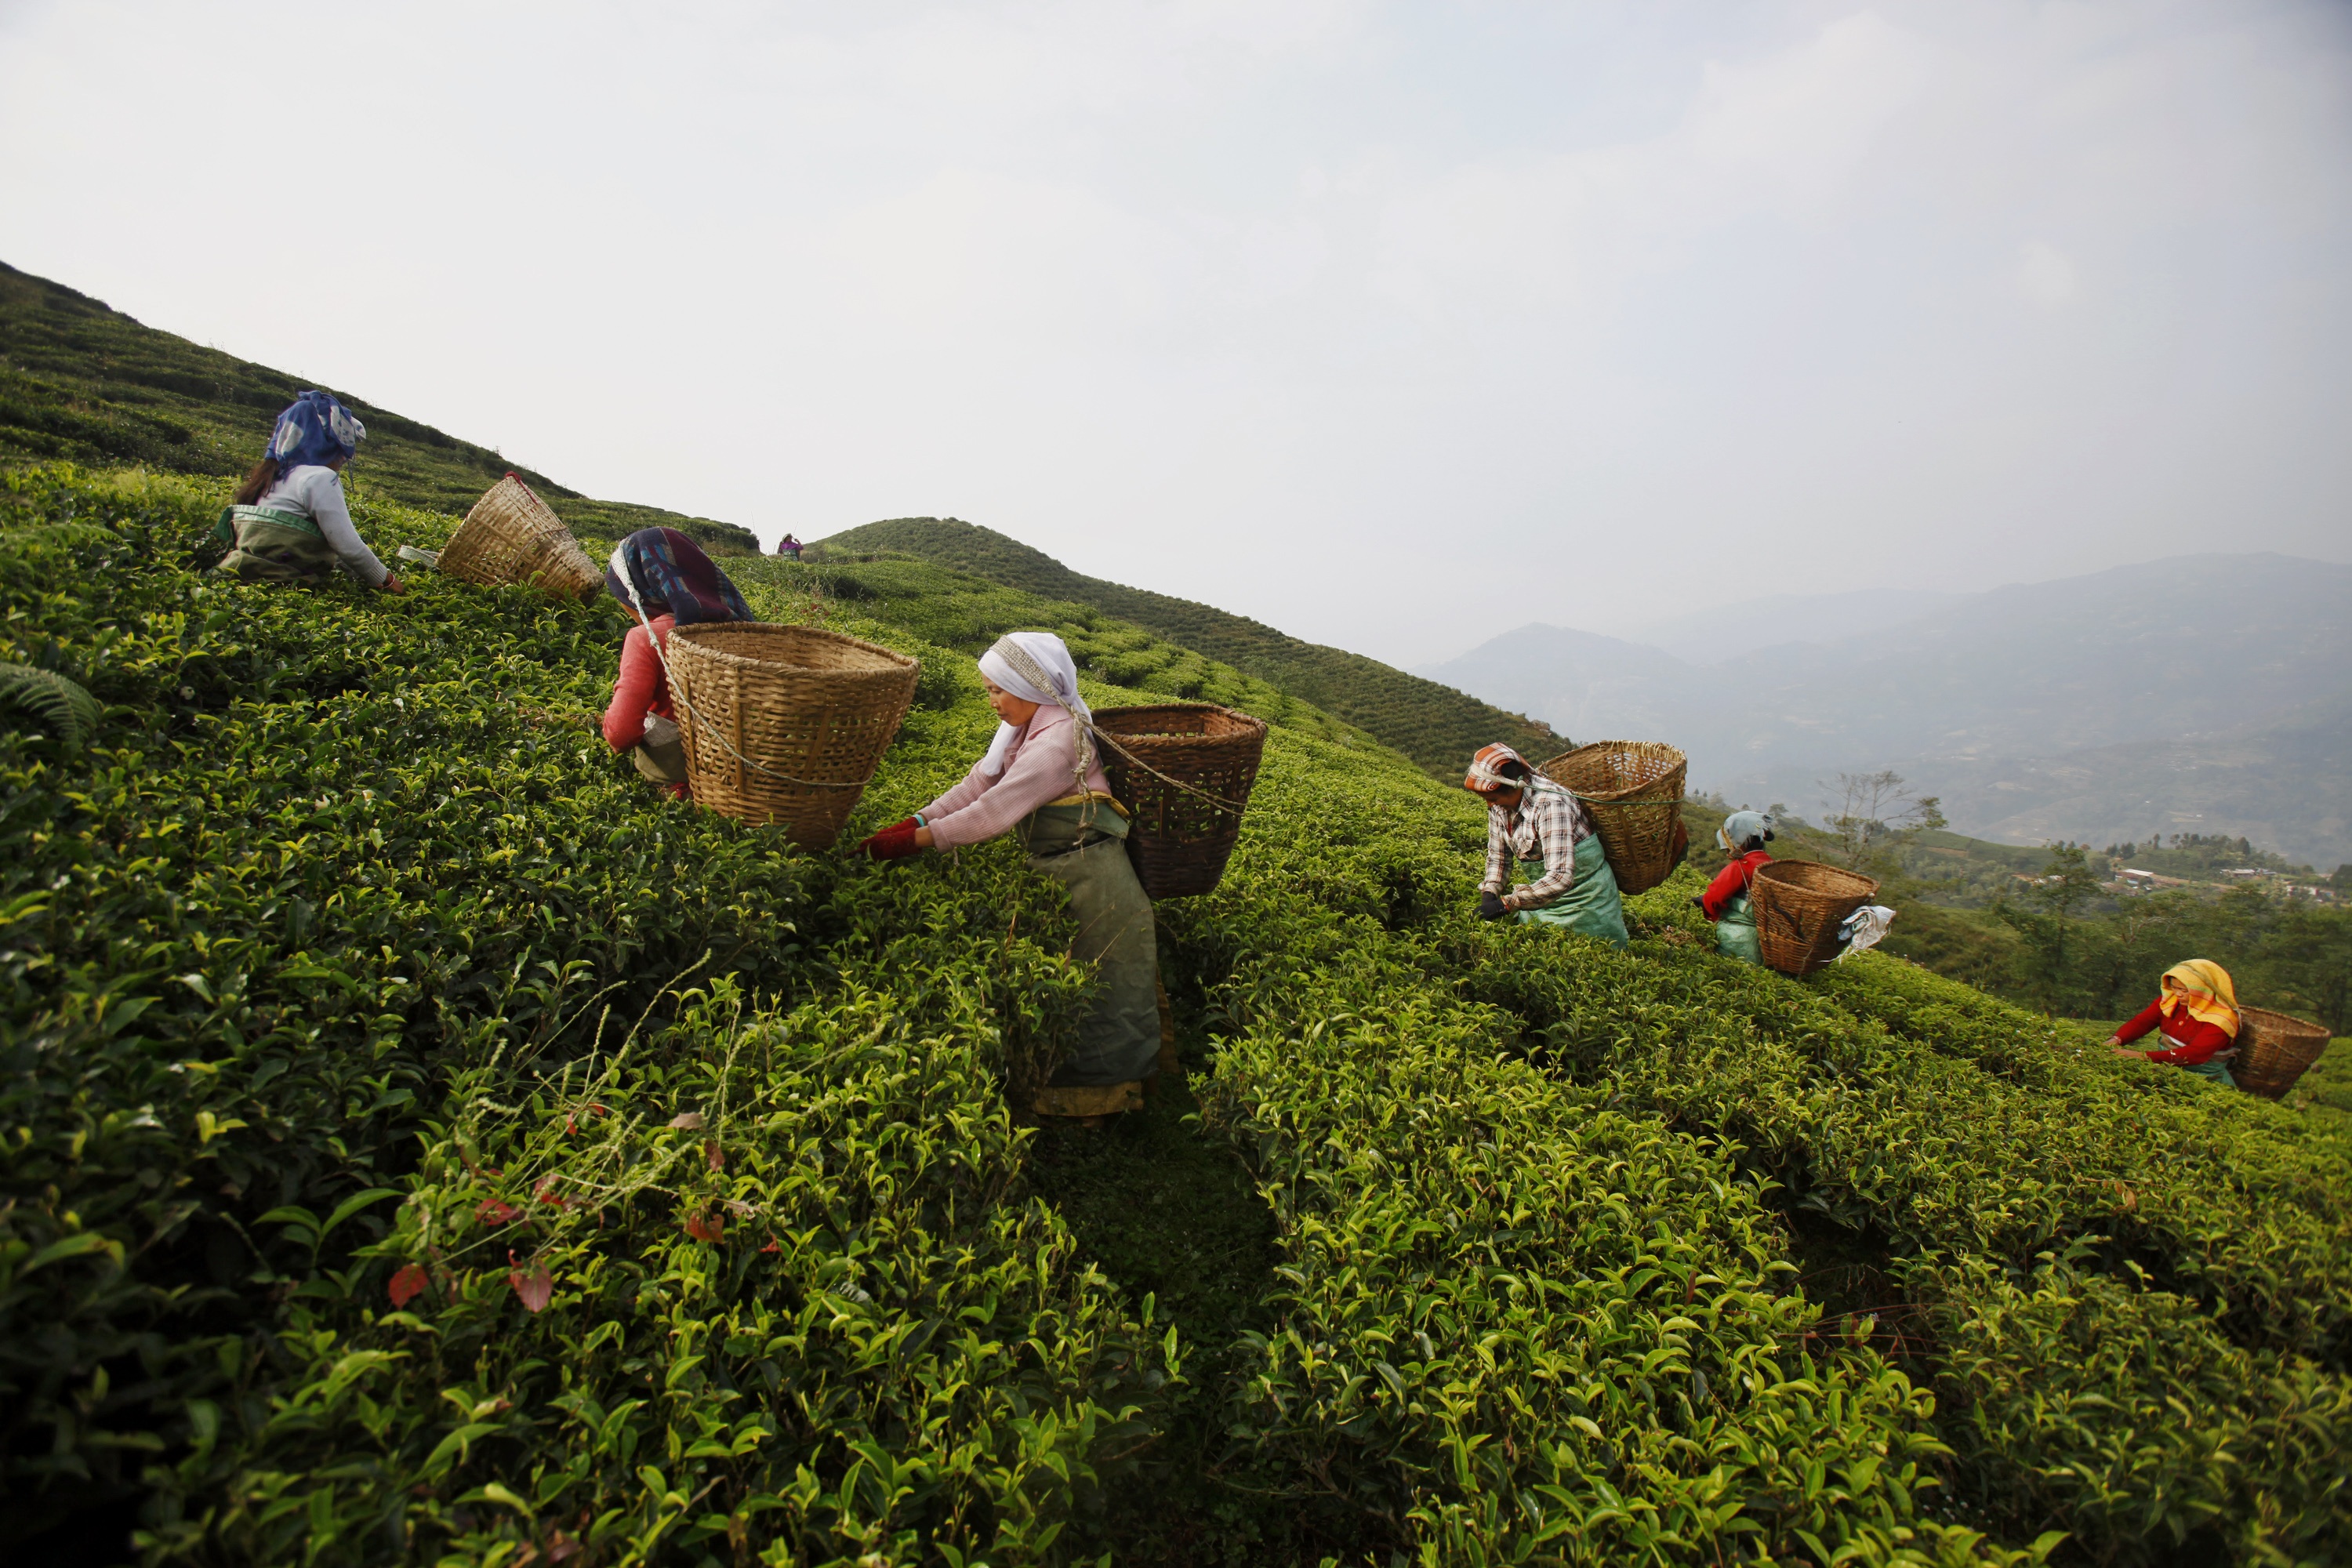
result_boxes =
[214,391,404,592]
[601,527,753,796]
[858,632,1162,1111]
[2108,959,2241,1087]
[1462,742,1628,948]
[1697,810,1776,964]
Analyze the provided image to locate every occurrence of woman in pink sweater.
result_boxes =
[859,632,1162,1112]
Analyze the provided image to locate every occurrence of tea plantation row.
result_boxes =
[2,465,2346,1564]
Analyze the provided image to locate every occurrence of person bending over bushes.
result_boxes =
[601,527,754,797]
[858,632,1163,1118]
[2109,959,2242,1087]
[1697,809,1775,964]
[1463,742,1628,949]
[213,390,404,593]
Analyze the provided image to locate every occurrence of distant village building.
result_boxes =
[2113,868,2188,892]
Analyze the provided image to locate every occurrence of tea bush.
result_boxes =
[5,460,2350,1565]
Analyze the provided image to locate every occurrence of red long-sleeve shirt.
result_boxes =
[2114,998,2234,1065]
[601,615,677,753]
[1701,850,1773,920]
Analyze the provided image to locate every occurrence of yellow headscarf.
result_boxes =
[2160,960,2240,1038]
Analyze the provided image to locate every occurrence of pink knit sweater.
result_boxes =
[921,706,1112,850]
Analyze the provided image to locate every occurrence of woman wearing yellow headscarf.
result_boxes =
[2108,960,2241,1087]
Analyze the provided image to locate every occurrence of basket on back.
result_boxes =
[1751,860,1880,976]
[1092,703,1268,899]
[665,623,918,847]
[438,474,603,599]
[1537,740,1688,895]
[2233,1006,2329,1100]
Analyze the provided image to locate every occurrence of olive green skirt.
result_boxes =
[1018,801,1162,1087]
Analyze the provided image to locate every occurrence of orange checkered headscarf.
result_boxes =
[1463,743,1533,797]
[2160,960,2240,1038]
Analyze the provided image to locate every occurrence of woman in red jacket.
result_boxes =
[1697,810,1774,963]
[2108,959,2241,1087]
[601,528,753,796]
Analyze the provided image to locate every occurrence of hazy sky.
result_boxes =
[5,1,2349,665]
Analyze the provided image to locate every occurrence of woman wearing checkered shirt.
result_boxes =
[1463,743,1628,948]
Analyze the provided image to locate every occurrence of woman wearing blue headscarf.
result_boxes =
[215,391,403,591]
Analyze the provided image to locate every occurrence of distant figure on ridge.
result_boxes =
[857,632,1163,1118]
[1463,742,1628,947]
[1697,810,1776,964]
[601,527,754,797]
[2109,959,2241,1087]
[777,534,804,560]
[213,391,404,593]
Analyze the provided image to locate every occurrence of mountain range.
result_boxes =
[1419,554,2352,866]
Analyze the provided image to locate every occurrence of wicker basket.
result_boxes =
[664,622,917,846]
[1751,859,1881,976]
[437,474,603,599]
[1092,703,1268,900]
[1537,740,1689,895]
[2233,1006,2330,1100]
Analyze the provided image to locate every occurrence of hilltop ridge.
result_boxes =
[815,515,1555,777]
[0,259,760,554]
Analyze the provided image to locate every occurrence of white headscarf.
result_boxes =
[975,631,1091,777]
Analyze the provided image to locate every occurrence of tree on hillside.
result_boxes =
[1819,770,1946,877]
[1998,844,2103,1012]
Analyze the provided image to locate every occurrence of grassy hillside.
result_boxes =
[813,517,1559,779]
[0,260,760,554]
[6,462,2350,1565]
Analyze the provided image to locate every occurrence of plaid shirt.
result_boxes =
[1481,780,1595,911]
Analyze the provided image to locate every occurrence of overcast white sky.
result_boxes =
[5,1,2349,665]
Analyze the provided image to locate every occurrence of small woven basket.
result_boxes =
[1751,859,1881,976]
[438,474,602,599]
[1537,740,1689,895]
[1092,703,1268,900]
[665,623,918,846]
[2233,1006,2330,1100]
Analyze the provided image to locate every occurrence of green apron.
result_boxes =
[1715,891,1762,964]
[1017,800,1162,1086]
[1514,832,1628,949]
[212,505,340,583]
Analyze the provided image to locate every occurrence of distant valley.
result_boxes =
[1419,554,2352,867]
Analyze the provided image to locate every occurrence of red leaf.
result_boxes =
[533,1174,569,1210]
[684,1211,725,1243]
[760,1236,781,1255]
[388,1262,428,1308]
[477,1199,523,1225]
[508,1261,554,1313]
[704,1139,724,1171]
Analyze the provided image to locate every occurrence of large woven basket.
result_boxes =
[1092,703,1267,900]
[1537,740,1688,895]
[664,623,917,846]
[1751,859,1881,976]
[2233,1006,2330,1100]
[438,474,602,598]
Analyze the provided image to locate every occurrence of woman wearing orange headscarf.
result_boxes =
[2108,960,2241,1087]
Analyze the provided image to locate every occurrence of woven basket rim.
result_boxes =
[668,620,917,674]
[1754,859,1882,896]
[1540,740,1687,801]
[1095,702,1268,730]
[2241,1004,2330,1042]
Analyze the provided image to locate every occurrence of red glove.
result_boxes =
[858,817,924,861]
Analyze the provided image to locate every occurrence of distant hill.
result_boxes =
[1425,554,2352,864]
[1618,588,1965,666]
[813,516,1557,778]
[0,259,761,554]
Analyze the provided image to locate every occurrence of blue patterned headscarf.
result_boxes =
[266,390,366,471]
[604,528,753,626]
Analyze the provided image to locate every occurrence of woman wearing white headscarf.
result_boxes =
[858,632,1163,1107]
